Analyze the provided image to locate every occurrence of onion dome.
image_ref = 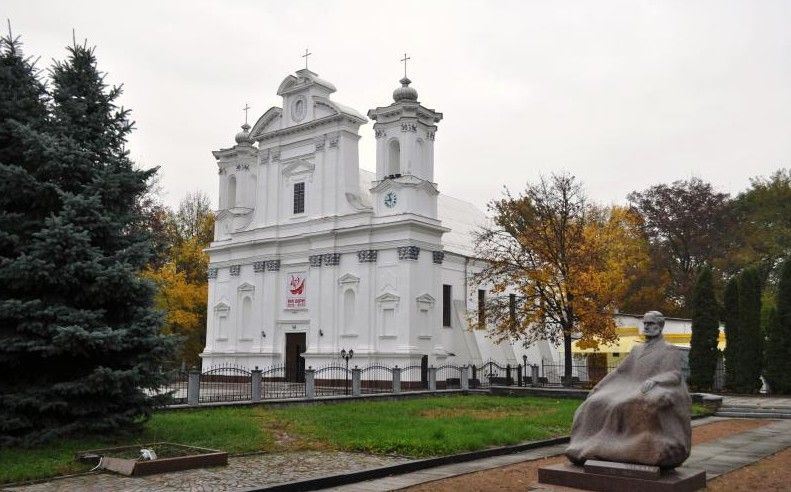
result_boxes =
[393,77,418,102]
[235,122,253,145]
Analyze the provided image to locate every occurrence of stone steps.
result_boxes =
[715,407,791,419]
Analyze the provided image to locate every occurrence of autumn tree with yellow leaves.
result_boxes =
[144,191,214,367]
[473,173,655,385]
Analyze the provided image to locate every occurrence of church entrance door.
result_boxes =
[285,333,306,383]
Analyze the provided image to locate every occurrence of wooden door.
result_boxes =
[285,333,306,383]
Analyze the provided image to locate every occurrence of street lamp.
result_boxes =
[340,349,354,395]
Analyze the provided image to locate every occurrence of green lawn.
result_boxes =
[0,395,579,484]
[1,394,710,484]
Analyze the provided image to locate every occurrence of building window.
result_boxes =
[293,182,305,214]
[387,139,400,176]
[477,289,486,329]
[442,284,452,327]
[509,293,517,325]
[228,175,237,208]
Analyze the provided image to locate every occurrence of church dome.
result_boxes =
[235,122,253,145]
[393,77,418,102]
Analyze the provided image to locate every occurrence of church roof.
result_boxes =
[358,170,490,257]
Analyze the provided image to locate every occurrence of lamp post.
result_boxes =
[340,349,354,395]
[522,355,528,386]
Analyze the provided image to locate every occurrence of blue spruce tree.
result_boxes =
[0,36,174,445]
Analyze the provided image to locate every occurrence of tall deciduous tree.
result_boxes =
[145,198,214,367]
[473,174,647,385]
[764,258,791,394]
[733,267,763,393]
[0,38,173,445]
[627,178,732,315]
[688,266,720,390]
[730,169,791,282]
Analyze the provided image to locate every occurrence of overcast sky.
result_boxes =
[6,0,790,211]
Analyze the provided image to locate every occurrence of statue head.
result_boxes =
[641,311,665,339]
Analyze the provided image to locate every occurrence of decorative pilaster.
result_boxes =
[229,265,241,276]
[432,251,445,264]
[207,267,219,279]
[314,136,326,151]
[265,260,281,271]
[309,255,323,267]
[397,246,420,261]
[253,261,266,273]
[357,250,378,263]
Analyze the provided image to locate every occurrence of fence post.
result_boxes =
[305,367,316,399]
[461,365,470,391]
[392,366,401,394]
[531,364,540,387]
[187,369,201,406]
[352,366,361,396]
[517,364,523,386]
[428,366,437,391]
[251,367,262,402]
[506,364,512,385]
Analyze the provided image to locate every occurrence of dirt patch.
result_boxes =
[401,419,771,492]
[708,446,791,491]
[417,407,551,420]
[692,418,772,445]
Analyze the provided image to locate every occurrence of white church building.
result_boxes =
[199,66,524,376]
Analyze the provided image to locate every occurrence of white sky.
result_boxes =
[6,0,790,211]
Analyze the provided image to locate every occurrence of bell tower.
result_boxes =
[368,60,443,219]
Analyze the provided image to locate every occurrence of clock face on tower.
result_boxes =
[384,191,398,208]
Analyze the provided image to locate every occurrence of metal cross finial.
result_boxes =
[400,52,411,78]
[243,103,250,125]
[302,48,312,70]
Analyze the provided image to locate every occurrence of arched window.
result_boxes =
[241,296,252,338]
[343,289,356,333]
[387,139,400,176]
[415,139,424,170]
[249,174,257,208]
[228,175,237,208]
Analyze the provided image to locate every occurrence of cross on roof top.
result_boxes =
[243,103,250,125]
[400,52,411,78]
[302,48,312,70]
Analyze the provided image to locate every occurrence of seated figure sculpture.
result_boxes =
[565,311,692,469]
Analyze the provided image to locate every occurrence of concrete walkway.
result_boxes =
[327,418,791,491]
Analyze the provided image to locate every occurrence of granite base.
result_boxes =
[538,462,706,492]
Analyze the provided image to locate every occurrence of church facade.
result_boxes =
[199,67,522,376]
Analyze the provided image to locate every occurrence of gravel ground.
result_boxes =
[4,451,410,492]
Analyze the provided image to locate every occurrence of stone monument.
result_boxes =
[538,311,706,491]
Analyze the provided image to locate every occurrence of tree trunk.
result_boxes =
[563,333,573,387]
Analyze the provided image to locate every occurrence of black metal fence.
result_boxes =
[199,364,253,403]
[401,364,428,391]
[161,358,612,406]
[261,364,307,399]
[359,364,394,394]
[314,364,352,396]
[538,360,620,388]
[162,368,189,405]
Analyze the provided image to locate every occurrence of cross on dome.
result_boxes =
[302,48,312,70]
[400,52,411,78]
[242,103,250,125]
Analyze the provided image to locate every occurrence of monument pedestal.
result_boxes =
[538,462,706,492]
